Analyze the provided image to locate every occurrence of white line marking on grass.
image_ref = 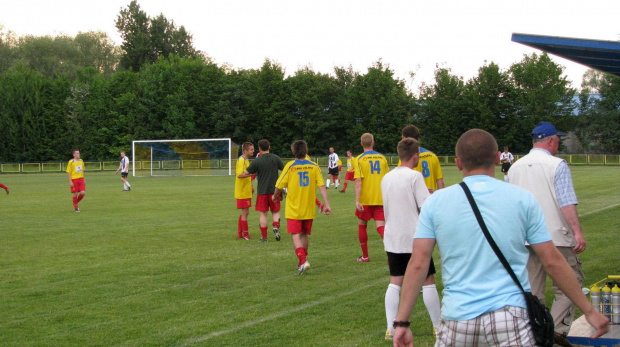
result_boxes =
[580,203,620,217]
[173,277,386,346]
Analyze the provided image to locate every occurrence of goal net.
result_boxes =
[131,139,239,177]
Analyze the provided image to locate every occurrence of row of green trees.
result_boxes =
[0,1,618,163]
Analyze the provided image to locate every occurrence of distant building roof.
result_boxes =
[511,33,620,77]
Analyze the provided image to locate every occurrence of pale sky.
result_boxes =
[2,0,619,92]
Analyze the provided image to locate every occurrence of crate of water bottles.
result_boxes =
[589,275,620,324]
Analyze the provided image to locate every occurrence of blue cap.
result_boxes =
[531,122,566,139]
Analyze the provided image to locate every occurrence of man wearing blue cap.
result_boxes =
[508,121,585,347]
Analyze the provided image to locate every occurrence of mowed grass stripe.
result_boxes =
[0,165,617,346]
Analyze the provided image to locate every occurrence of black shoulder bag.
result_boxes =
[459,182,554,347]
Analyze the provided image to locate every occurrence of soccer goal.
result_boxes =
[131,138,239,177]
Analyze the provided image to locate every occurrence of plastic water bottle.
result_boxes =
[602,283,612,320]
[590,284,601,313]
[612,284,620,324]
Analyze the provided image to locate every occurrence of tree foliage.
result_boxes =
[2,7,610,163]
[115,0,198,71]
[576,72,620,153]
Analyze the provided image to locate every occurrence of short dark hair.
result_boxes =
[401,125,420,140]
[258,139,270,151]
[397,138,420,162]
[72,149,80,155]
[293,140,308,159]
[455,129,498,170]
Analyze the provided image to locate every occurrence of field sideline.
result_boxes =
[0,165,618,346]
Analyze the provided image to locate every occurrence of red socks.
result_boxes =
[273,221,280,229]
[237,216,243,239]
[238,216,250,239]
[242,220,249,238]
[295,247,308,266]
[358,225,369,258]
[260,226,268,239]
[72,196,78,209]
[377,225,385,239]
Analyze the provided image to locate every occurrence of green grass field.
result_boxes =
[1,165,618,346]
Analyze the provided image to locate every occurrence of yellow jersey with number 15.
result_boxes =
[276,159,325,220]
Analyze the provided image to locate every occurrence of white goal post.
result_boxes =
[131,138,237,177]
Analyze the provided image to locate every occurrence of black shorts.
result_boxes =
[501,162,511,173]
[121,172,129,178]
[328,167,339,176]
[386,252,436,277]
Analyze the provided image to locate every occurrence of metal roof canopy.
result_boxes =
[511,33,620,77]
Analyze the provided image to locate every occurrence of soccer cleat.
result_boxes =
[273,227,281,241]
[356,256,369,262]
[243,236,252,241]
[75,208,80,213]
[385,330,393,341]
[297,261,310,275]
[258,238,268,242]
[339,190,345,193]
[123,189,128,192]
[128,186,131,191]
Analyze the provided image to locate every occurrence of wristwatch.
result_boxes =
[393,321,411,328]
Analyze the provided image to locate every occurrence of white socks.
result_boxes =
[385,284,401,331]
[124,182,132,190]
[422,284,441,329]
[326,179,331,187]
[385,283,442,331]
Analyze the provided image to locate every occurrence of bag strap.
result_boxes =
[459,182,525,293]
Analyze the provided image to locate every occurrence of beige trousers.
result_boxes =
[526,246,584,335]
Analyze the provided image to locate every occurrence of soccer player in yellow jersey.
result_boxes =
[66,149,86,212]
[354,133,389,262]
[235,142,254,240]
[339,150,356,193]
[274,140,331,275]
[305,152,325,212]
[401,125,445,193]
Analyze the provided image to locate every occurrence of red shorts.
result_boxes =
[287,219,313,235]
[236,198,252,209]
[70,178,85,193]
[345,171,355,181]
[255,194,280,213]
[355,205,385,221]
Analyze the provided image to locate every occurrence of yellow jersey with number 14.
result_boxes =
[354,151,389,206]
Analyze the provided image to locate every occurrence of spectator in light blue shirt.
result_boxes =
[392,129,608,347]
